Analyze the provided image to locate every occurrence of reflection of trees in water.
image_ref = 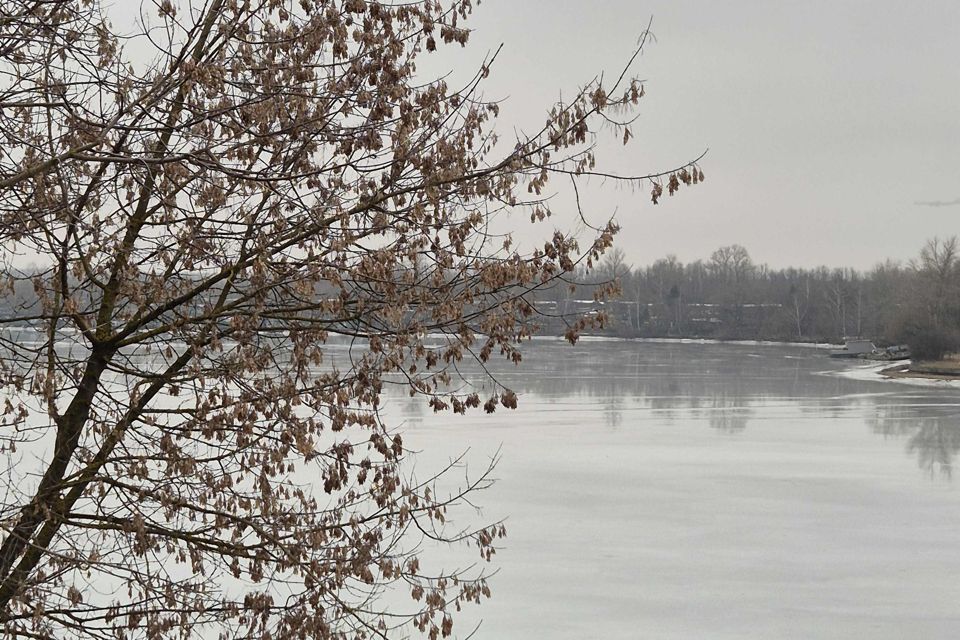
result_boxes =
[602,393,624,429]
[394,341,827,432]
[910,422,960,478]
[871,405,960,477]
[703,390,753,432]
[380,342,960,464]
[509,342,847,434]
[502,342,854,401]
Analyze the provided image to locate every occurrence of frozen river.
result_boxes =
[383,340,960,639]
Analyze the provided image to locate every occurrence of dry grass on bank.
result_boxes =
[882,353,960,380]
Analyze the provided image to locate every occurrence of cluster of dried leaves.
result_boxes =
[0,1,702,638]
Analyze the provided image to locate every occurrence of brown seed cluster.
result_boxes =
[0,2,701,638]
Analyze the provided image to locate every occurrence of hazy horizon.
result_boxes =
[5,1,957,273]
[451,0,960,271]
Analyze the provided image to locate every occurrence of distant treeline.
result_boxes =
[531,238,960,358]
[5,238,959,360]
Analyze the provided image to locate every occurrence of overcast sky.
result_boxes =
[447,0,960,270]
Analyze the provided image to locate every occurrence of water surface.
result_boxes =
[387,340,960,639]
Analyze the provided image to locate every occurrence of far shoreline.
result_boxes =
[535,334,839,349]
[879,362,960,382]
[559,335,960,385]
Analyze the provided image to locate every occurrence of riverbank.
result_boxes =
[880,357,960,382]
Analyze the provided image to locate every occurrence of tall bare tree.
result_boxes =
[0,1,702,637]
[915,236,959,328]
[598,247,631,283]
[708,244,753,284]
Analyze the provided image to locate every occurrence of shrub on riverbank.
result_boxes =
[896,325,960,362]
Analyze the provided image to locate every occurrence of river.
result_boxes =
[382,339,960,639]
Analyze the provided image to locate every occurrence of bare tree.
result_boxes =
[788,279,809,338]
[599,247,632,282]
[914,236,959,328]
[0,1,702,638]
[709,244,753,284]
[825,270,848,338]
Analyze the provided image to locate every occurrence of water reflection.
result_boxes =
[703,390,753,432]
[384,340,960,478]
[871,404,960,477]
[599,391,625,429]
[374,340,960,639]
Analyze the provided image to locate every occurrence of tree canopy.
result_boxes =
[0,1,702,638]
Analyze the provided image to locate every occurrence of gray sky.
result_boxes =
[453,0,960,270]
[13,1,956,272]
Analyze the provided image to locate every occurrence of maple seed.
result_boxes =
[0,3,702,637]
